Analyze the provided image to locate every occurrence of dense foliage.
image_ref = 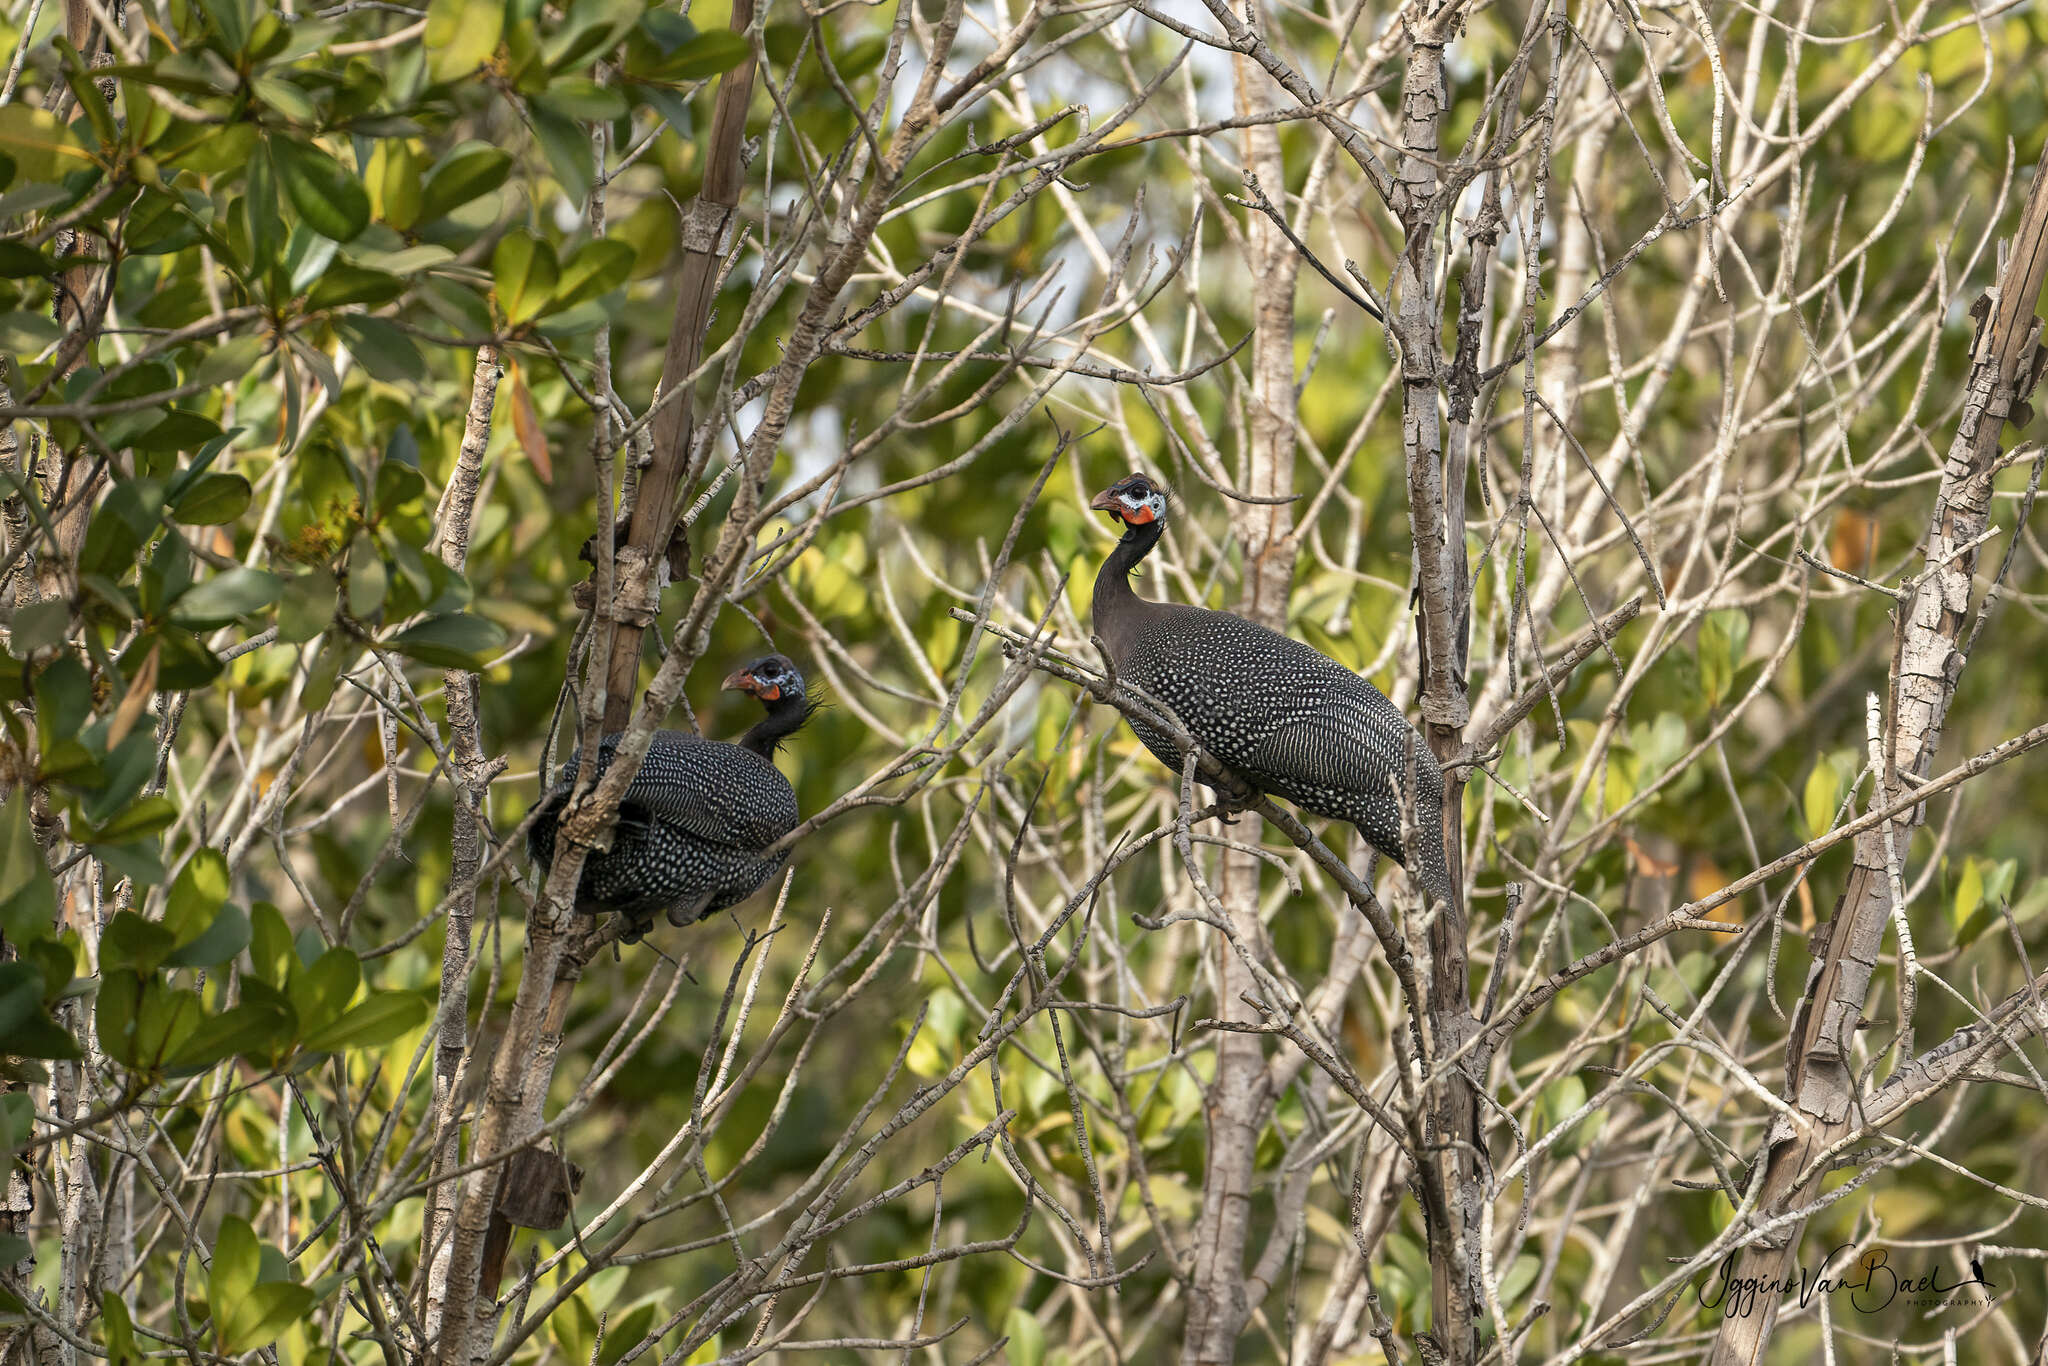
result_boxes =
[2,0,2047,1363]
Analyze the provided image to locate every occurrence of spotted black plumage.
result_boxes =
[526,655,811,939]
[1089,474,1457,908]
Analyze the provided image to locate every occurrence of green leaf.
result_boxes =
[300,637,345,711]
[1801,754,1850,841]
[306,263,404,310]
[368,137,421,229]
[81,734,156,828]
[250,70,317,123]
[166,996,293,1071]
[492,230,558,326]
[208,1215,260,1339]
[0,792,57,943]
[245,143,283,278]
[165,905,250,970]
[544,0,643,72]
[288,947,360,1036]
[527,98,593,203]
[96,970,200,1069]
[347,533,388,618]
[538,78,628,122]
[192,335,270,390]
[248,902,293,986]
[0,962,79,1060]
[219,1281,317,1354]
[0,106,93,183]
[100,912,177,974]
[1696,609,1750,710]
[137,628,223,691]
[170,568,281,628]
[131,409,226,455]
[79,478,164,580]
[333,315,424,384]
[7,598,68,657]
[167,852,229,941]
[596,1300,660,1366]
[0,311,61,355]
[386,612,506,668]
[270,137,370,242]
[279,569,338,644]
[169,471,252,525]
[1003,1307,1044,1366]
[374,461,425,517]
[283,224,340,295]
[301,989,427,1052]
[426,0,505,82]
[102,1293,141,1366]
[667,30,750,79]
[87,795,177,845]
[417,142,512,222]
[552,239,635,309]
[198,0,251,53]
[0,241,53,276]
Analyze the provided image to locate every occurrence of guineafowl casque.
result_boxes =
[1088,473,1458,909]
[527,654,814,939]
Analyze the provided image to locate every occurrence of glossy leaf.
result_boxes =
[492,229,558,326]
[425,0,504,82]
[0,106,93,183]
[169,471,253,525]
[301,989,428,1052]
[170,569,282,628]
[386,612,507,668]
[270,137,370,242]
[552,238,635,309]
[417,141,512,221]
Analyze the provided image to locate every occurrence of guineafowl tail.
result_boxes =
[1392,747,1463,918]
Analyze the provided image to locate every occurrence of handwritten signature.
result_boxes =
[1699,1246,1995,1319]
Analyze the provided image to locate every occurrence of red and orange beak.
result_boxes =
[722,669,781,701]
[1090,488,1155,523]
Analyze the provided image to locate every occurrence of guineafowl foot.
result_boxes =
[665,891,718,929]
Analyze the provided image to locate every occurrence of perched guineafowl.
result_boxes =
[1088,473,1458,909]
[526,654,813,939]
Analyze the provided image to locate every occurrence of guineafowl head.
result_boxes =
[1090,473,1170,528]
[722,654,806,705]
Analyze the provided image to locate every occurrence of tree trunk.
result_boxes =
[1706,132,2048,1366]
[1179,51,1301,1366]
[1391,6,1481,1359]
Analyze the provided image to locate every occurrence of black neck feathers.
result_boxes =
[1093,516,1165,633]
[739,694,813,758]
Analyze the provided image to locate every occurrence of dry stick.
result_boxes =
[1382,4,1486,1359]
[1178,54,1301,1366]
[420,344,501,1343]
[597,0,760,731]
[1707,133,2048,1366]
[436,7,980,1353]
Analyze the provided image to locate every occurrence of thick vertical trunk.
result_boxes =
[1706,134,2048,1366]
[422,346,500,1343]
[1391,11,1480,1361]
[1179,54,1301,1366]
[598,0,759,731]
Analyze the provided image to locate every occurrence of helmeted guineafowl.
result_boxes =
[1088,473,1458,909]
[526,654,813,939]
